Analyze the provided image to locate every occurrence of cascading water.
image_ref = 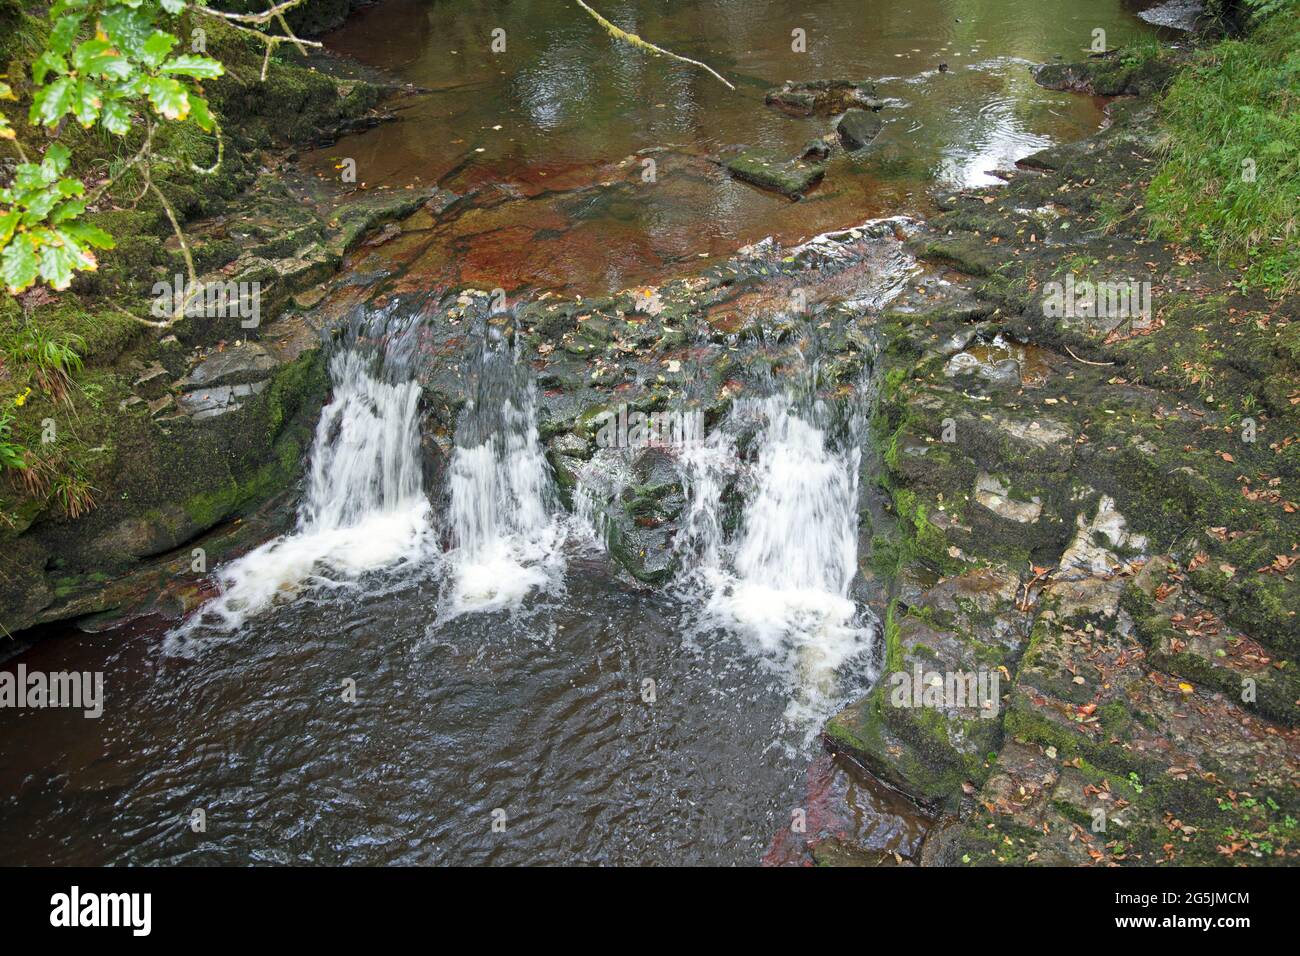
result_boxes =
[443,324,560,615]
[168,314,432,642]
[676,381,876,737]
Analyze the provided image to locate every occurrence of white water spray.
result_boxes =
[679,394,874,734]
[169,347,432,640]
[443,345,560,615]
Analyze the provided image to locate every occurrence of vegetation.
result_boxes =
[0,1,318,304]
[0,1,332,527]
[1147,0,1300,294]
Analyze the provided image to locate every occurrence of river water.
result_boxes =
[0,0,1164,866]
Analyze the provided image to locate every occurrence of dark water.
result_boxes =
[0,549,919,865]
[0,0,1163,866]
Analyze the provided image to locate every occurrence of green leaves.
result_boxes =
[188,93,214,132]
[145,74,189,120]
[0,233,40,293]
[49,13,86,57]
[0,144,113,294]
[2,1,225,293]
[0,80,15,141]
[72,38,134,80]
[31,75,79,127]
[161,54,224,80]
[100,98,131,134]
[2,1,228,295]
[139,30,177,69]
[38,232,96,290]
[27,9,221,132]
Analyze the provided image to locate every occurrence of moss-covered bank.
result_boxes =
[0,1,430,634]
[823,13,1299,865]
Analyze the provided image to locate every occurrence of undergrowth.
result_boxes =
[1146,5,1300,295]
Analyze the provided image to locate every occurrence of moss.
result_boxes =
[724,152,826,198]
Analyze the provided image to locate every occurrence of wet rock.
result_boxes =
[1056,494,1147,580]
[361,221,402,247]
[132,362,170,399]
[178,382,270,420]
[974,473,1042,524]
[765,80,884,117]
[944,350,1021,387]
[995,417,1072,455]
[800,138,833,161]
[836,109,884,151]
[810,838,911,867]
[90,505,200,561]
[1032,55,1175,98]
[724,151,826,199]
[293,286,329,310]
[549,431,592,459]
[939,329,977,356]
[184,342,278,389]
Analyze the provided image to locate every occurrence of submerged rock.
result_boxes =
[836,109,884,151]
[724,151,825,199]
[800,137,833,162]
[765,79,885,117]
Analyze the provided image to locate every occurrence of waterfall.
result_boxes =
[443,329,560,615]
[169,320,432,640]
[678,393,874,734]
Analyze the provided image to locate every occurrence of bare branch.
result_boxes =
[85,124,155,207]
[194,0,323,80]
[188,119,224,175]
[107,298,172,329]
[574,0,735,91]
[134,121,201,326]
[4,136,30,164]
[194,0,310,27]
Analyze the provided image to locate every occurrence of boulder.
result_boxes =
[836,108,884,151]
[724,151,825,199]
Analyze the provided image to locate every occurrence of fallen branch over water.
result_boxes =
[575,0,735,91]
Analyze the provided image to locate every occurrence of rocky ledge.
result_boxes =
[823,62,1298,865]
[1,107,448,636]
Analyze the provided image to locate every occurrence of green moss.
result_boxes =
[724,152,826,198]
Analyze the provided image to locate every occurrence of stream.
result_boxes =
[0,0,1167,866]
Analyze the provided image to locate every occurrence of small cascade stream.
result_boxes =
[676,391,876,738]
[443,327,562,616]
[167,318,432,645]
[0,0,1172,867]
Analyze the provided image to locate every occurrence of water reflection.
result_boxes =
[303,0,1158,296]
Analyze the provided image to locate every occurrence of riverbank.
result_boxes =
[822,15,1299,864]
[0,3,437,634]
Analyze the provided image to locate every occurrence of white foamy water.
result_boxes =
[443,353,560,616]
[168,349,432,642]
[679,394,874,735]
